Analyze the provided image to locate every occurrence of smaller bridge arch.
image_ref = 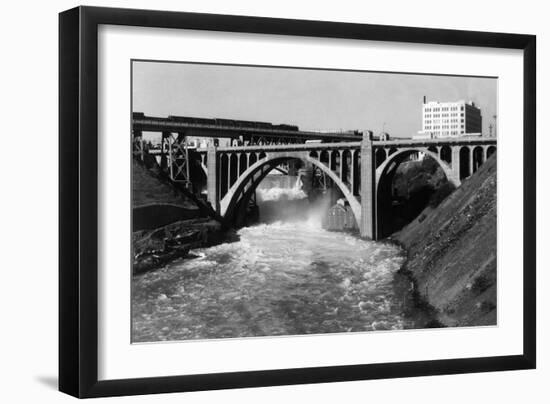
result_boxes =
[375,148,456,187]
[375,147,457,239]
[487,145,496,159]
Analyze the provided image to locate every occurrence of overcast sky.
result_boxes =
[133,60,497,138]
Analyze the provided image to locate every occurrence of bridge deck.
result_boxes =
[202,142,362,153]
[374,136,497,147]
[200,136,496,153]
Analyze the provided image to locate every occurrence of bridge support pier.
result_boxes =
[360,132,375,239]
[451,146,461,186]
[288,160,298,176]
[206,145,219,213]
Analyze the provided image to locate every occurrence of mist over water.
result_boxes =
[256,175,331,225]
[132,175,424,343]
[257,174,307,201]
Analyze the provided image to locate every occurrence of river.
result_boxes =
[132,175,431,343]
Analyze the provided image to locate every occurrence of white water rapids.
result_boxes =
[132,175,427,342]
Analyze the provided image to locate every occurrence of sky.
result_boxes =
[133,61,497,138]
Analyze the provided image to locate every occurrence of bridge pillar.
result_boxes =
[339,150,345,181]
[227,153,232,191]
[451,146,461,186]
[206,145,219,213]
[237,153,241,176]
[360,131,375,239]
[287,160,297,176]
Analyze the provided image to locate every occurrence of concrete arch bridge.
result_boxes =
[190,134,496,239]
[134,130,496,240]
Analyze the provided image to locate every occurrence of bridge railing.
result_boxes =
[373,136,497,147]
[195,136,496,153]
[198,141,363,153]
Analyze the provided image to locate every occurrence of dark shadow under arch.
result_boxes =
[440,145,452,164]
[219,153,229,196]
[375,148,386,168]
[376,149,455,239]
[460,146,470,180]
[473,146,484,173]
[487,145,496,159]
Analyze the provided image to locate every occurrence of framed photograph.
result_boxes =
[59,6,536,398]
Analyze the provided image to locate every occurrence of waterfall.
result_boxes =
[256,174,307,201]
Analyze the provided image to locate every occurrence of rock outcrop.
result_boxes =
[133,218,224,275]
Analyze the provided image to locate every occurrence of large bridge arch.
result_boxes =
[375,148,456,238]
[219,151,361,226]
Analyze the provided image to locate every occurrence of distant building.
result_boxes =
[415,99,482,139]
[378,132,390,141]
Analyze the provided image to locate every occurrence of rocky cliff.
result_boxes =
[394,155,497,327]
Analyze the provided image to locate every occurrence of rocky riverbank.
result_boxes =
[393,155,497,327]
[133,218,229,275]
[132,156,229,275]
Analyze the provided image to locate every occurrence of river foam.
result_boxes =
[132,220,410,342]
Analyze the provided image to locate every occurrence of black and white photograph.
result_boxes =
[131,61,498,343]
[1,1,544,402]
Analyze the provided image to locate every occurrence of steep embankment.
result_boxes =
[132,159,225,274]
[133,160,201,228]
[394,155,497,327]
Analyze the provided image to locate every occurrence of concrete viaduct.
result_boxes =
[198,134,496,239]
[132,115,496,240]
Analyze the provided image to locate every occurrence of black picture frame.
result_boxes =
[59,6,536,398]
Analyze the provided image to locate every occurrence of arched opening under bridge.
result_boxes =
[473,146,484,173]
[487,145,496,159]
[376,148,456,239]
[459,146,471,180]
[220,152,360,229]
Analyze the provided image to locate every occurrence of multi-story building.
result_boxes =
[415,99,482,139]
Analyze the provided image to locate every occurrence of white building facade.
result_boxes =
[415,100,482,139]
